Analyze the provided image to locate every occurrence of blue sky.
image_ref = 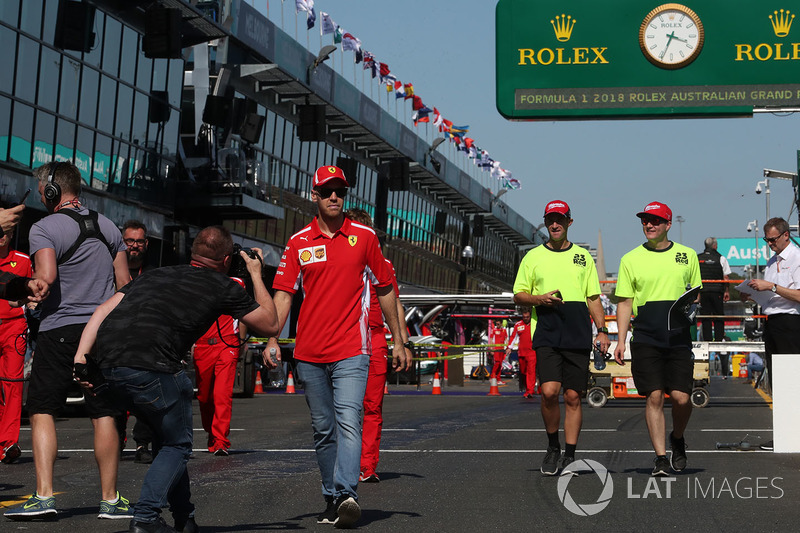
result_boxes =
[260,0,799,272]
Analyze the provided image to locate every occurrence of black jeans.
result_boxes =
[763,314,800,390]
[700,291,725,341]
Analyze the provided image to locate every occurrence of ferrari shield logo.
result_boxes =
[348,235,358,247]
[10,261,16,268]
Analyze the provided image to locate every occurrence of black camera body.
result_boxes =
[229,243,269,296]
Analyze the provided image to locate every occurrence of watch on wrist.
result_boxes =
[597,327,609,334]
[403,341,414,350]
[771,284,778,293]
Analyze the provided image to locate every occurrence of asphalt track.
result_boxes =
[1,376,797,532]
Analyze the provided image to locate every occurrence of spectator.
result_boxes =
[268,165,409,528]
[614,202,701,476]
[698,237,731,342]
[745,352,765,386]
[507,307,537,398]
[512,200,609,476]
[73,225,278,533]
[0,227,32,464]
[5,161,132,521]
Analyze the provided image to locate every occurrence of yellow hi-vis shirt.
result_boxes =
[512,243,601,350]
[616,242,702,348]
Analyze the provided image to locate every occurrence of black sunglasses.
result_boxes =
[764,232,787,244]
[315,187,347,199]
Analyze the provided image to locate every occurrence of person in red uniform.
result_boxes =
[268,165,410,528]
[507,307,537,398]
[0,227,31,464]
[193,277,247,456]
[344,208,413,484]
[489,319,508,384]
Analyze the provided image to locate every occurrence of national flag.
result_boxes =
[394,81,405,99]
[505,177,521,190]
[468,145,478,159]
[412,95,424,111]
[333,26,343,44]
[355,48,363,64]
[432,107,443,128]
[464,137,474,149]
[383,74,397,89]
[306,7,316,30]
[363,51,375,68]
[296,0,313,14]
[341,32,361,52]
[413,106,432,126]
[320,12,336,35]
[378,63,392,83]
[403,83,414,100]
[439,118,452,133]
[369,61,379,78]
[491,161,505,180]
[450,125,470,135]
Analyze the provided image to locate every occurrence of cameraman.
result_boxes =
[72,226,278,533]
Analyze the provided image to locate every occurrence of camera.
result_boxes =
[229,243,269,295]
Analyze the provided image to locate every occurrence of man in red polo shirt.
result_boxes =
[268,165,410,529]
[0,227,31,464]
[507,307,537,398]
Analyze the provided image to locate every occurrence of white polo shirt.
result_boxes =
[762,242,800,316]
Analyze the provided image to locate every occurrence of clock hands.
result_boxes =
[659,32,675,59]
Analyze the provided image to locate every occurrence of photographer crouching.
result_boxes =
[73,226,278,533]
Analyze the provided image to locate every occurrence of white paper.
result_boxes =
[735,280,775,308]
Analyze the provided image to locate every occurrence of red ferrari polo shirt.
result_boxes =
[368,258,399,331]
[508,319,534,356]
[0,250,31,320]
[274,216,393,363]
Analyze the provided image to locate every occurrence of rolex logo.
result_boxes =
[770,9,794,37]
[551,14,576,42]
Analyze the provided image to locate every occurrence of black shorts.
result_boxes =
[630,343,694,396]
[26,324,121,419]
[536,346,590,393]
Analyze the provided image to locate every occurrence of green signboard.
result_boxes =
[496,0,800,119]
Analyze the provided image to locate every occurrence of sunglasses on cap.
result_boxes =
[314,187,348,199]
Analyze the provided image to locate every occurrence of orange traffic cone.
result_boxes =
[487,374,501,396]
[432,372,442,395]
[384,381,390,396]
[254,371,264,394]
[285,371,296,394]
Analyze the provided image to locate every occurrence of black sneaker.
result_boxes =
[134,446,153,464]
[128,516,177,532]
[333,495,361,529]
[317,498,337,524]
[652,456,670,477]
[174,516,198,533]
[560,455,577,476]
[760,440,774,451]
[540,446,561,476]
[669,432,687,472]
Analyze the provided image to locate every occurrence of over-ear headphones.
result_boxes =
[43,161,62,211]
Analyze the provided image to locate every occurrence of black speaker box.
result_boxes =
[143,7,183,59]
[202,95,232,127]
[473,215,485,238]
[388,159,409,191]
[336,157,358,189]
[239,113,265,144]
[297,105,326,141]
[54,0,96,53]
[148,90,171,123]
[434,211,447,234]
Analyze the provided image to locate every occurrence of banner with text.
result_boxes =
[717,238,774,267]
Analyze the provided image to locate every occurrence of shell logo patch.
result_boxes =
[299,245,327,265]
[349,235,358,247]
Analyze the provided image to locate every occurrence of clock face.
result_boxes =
[639,4,705,69]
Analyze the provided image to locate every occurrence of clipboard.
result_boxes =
[668,285,702,331]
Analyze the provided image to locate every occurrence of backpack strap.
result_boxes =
[55,209,115,265]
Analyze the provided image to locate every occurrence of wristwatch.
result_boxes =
[771,284,778,293]
[597,327,609,334]
[403,341,415,350]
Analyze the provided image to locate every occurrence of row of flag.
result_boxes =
[295,0,520,191]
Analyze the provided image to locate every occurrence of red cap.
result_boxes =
[636,201,672,222]
[313,165,349,188]
[543,200,571,218]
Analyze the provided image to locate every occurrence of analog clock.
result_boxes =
[639,3,705,69]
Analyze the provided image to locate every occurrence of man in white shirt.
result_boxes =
[746,217,800,451]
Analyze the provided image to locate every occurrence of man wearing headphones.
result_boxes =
[5,162,131,521]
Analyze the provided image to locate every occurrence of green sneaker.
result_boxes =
[97,491,134,519]
[4,493,57,520]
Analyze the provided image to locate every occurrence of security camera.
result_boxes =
[747,226,752,232]
[755,184,762,194]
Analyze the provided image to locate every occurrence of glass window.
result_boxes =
[119,26,137,84]
[152,59,167,91]
[83,11,104,68]
[102,16,121,77]
[0,2,19,26]
[131,90,148,145]
[136,51,152,92]
[163,111,179,158]
[10,101,34,166]
[115,83,133,141]
[59,57,80,119]
[0,26,17,94]
[38,46,61,112]
[76,126,94,185]
[55,118,75,162]
[79,66,99,127]
[42,0,58,44]
[96,75,116,134]
[167,59,183,106]
[19,0,43,39]
[15,36,39,104]
[93,134,112,184]
[0,96,11,161]
[33,110,55,167]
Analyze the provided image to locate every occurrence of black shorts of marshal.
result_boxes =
[536,346,590,393]
[630,342,694,396]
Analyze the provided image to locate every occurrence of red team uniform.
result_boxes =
[490,325,508,382]
[0,250,31,459]
[508,319,537,396]
[193,277,246,454]
[361,258,400,479]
